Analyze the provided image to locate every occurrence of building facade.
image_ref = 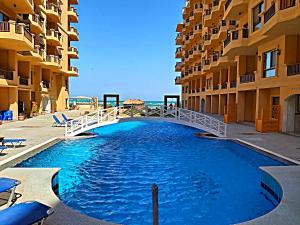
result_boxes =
[0,0,79,120]
[175,0,300,134]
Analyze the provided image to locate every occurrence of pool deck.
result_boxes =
[0,113,299,224]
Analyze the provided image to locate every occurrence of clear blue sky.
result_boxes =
[70,0,185,101]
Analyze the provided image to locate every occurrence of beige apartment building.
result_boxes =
[175,0,300,134]
[0,0,79,120]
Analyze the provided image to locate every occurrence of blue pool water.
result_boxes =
[18,120,284,225]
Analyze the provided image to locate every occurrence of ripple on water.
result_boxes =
[18,120,284,225]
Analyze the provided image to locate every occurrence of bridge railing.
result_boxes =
[65,105,227,137]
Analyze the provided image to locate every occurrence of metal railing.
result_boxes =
[0,69,14,80]
[264,3,276,23]
[240,73,256,83]
[19,77,29,86]
[65,105,227,137]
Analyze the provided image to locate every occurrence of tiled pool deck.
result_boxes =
[0,113,299,225]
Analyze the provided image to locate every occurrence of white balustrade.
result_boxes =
[65,105,227,137]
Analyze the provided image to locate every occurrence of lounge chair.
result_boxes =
[0,146,7,153]
[52,115,65,127]
[0,201,53,225]
[0,178,20,208]
[61,113,72,123]
[3,139,26,148]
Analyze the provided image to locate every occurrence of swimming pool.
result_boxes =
[18,120,284,225]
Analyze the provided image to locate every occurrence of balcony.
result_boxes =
[68,47,79,59]
[20,45,44,61]
[202,59,211,71]
[230,81,237,88]
[240,72,256,84]
[175,76,182,85]
[0,69,13,81]
[203,33,211,46]
[176,47,182,58]
[210,53,220,68]
[176,23,183,32]
[69,0,79,4]
[224,0,249,20]
[1,0,34,14]
[45,3,61,23]
[223,28,256,56]
[262,0,300,36]
[287,63,300,76]
[68,27,79,41]
[221,82,228,89]
[0,21,34,51]
[213,84,219,91]
[68,6,79,23]
[19,76,30,86]
[42,55,61,69]
[66,66,79,77]
[29,14,44,34]
[46,29,62,46]
[175,62,183,72]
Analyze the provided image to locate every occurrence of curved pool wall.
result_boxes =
[17,120,285,225]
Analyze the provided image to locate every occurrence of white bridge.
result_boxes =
[65,105,227,137]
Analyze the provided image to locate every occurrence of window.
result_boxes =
[272,96,280,106]
[263,49,277,77]
[0,12,8,22]
[252,2,264,32]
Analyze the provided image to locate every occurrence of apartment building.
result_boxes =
[0,0,79,120]
[175,0,300,134]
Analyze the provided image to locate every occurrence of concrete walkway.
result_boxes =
[0,111,85,164]
[226,122,300,162]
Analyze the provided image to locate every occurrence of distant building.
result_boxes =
[175,0,300,133]
[0,0,79,120]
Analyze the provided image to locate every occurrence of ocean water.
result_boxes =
[18,120,284,225]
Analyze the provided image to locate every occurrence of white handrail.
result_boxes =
[65,105,227,137]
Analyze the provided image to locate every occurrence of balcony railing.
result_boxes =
[19,77,29,86]
[240,73,256,83]
[230,81,237,88]
[213,85,219,90]
[0,69,14,80]
[204,9,212,17]
[69,66,78,73]
[46,29,61,41]
[287,63,300,76]
[224,28,249,48]
[32,14,44,28]
[213,0,220,7]
[264,3,276,24]
[68,47,78,54]
[212,53,219,62]
[46,55,61,64]
[280,0,296,10]
[225,0,232,11]
[0,21,33,42]
[212,27,219,34]
[221,83,227,89]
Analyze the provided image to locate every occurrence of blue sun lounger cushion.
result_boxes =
[3,139,26,148]
[52,115,65,127]
[0,178,20,207]
[0,201,53,225]
[62,113,71,122]
[0,146,7,153]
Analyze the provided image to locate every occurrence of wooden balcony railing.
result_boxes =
[280,0,296,9]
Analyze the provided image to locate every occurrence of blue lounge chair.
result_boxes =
[0,178,20,208]
[0,201,53,225]
[0,146,7,153]
[62,113,72,123]
[3,139,26,148]
[52,115,65,127]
